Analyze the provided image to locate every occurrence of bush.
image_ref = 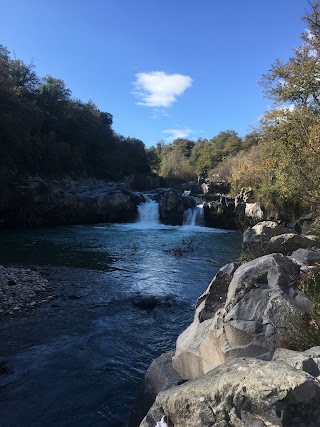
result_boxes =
[279,268,320,351]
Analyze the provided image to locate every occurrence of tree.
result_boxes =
[160,149,196,183]
[261,1,320,110]
[258,1,320,215]
[171,138,195,157]
[146,146,161,173]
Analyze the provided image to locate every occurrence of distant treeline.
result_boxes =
[146,130,258,184]
[0,45,150,185]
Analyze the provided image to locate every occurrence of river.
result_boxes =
[0,200,242,426]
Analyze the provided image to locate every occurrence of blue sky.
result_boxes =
[1,0,307,147]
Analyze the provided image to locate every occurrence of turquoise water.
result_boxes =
[0,221,242,426]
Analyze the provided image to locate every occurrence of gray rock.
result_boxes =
[0,177,139,226]
[196,262,238,322]
[141,358,320,427]
[242,221,292,257]
[128,351,183,427]
[268,233,320,256]
[203,198,239,229]
[172,254,310,380]
[272,347,320,377]
[159,191,184,226]
[290,248,320,266]
[242,221,320,258]
[245,202,264,223]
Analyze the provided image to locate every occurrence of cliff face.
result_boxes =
[0,177,141,227]
[132,221,320,427]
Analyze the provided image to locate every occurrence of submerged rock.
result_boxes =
[131,295,157,310]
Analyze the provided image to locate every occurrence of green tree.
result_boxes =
[146,146,161,173]
[258,1,320,215]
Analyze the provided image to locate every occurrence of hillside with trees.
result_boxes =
[146,130,257,185]
[0,46,151,189]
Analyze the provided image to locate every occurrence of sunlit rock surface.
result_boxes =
[141,358,320,427]
[172,253,309,380]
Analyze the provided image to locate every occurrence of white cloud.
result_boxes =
[162,128,193,142]
[133,71,192,107]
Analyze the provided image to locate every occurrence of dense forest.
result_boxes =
[0,45,151,186]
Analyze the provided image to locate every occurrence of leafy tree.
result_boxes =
[256,1,320,215]
[146,146,161,173]
[171,138,195,157]
[160,149,196,183]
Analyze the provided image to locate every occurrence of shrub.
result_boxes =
[279,268,320,351]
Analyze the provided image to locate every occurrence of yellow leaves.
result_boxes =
[258,106,320,212]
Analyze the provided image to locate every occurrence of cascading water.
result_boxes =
[183,205,204,226]
[137,195,160,224]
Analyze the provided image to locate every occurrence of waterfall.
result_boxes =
[137,195,160,224]
[183,205,204,227]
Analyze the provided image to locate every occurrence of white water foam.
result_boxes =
[137,195,160,225]
[183,205,204,227]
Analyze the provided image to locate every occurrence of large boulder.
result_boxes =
[203,197,238,229]
[141,358,320,427]
[243,221,320,258]
[268,233,320,256]
[172,253,310,380]
[159,191,184,225]
[242,221,294,257]
[245,202,264,225]
[196,262,239,323]
[290,248,320,267]
[203,193,265,230]
[128,351,184,427]
[201,180,230,195]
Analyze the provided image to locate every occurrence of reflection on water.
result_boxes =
[0,222,242,425]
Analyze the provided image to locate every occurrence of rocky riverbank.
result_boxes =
[130,221,320,427]
[0,266,51,316]
[0,177,143,227]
